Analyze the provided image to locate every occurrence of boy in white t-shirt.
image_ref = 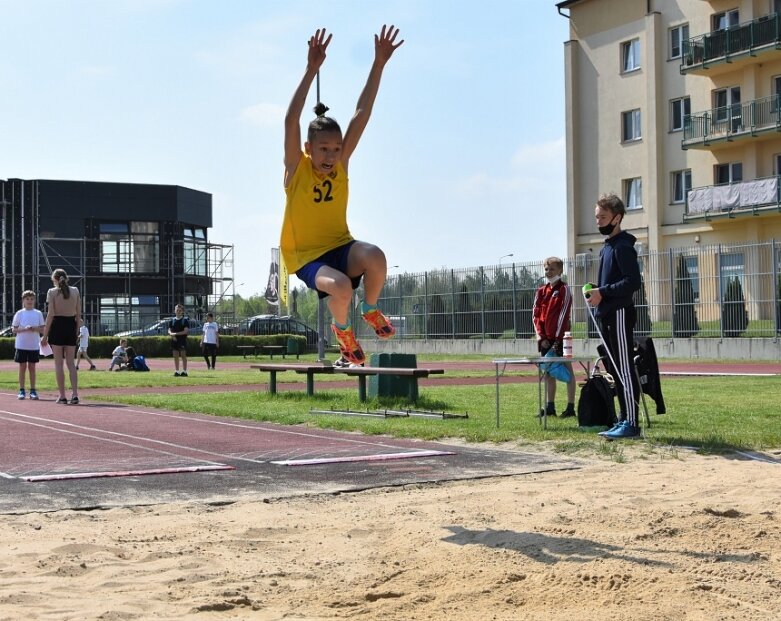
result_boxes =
[109,338,129,372]
[75,324,97,370]
[12,290,45,400]
[200,312,220,370]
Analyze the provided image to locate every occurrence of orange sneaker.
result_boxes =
[330,324,366,365]
[362,308,396,339]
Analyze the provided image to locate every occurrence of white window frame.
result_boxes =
[670,96,691,132]
[714,162,743,185]
[669,24,690,59]
[622,109,642,142]
[672,169,692,204]
[621,38,641,73]
[624,177,643,210]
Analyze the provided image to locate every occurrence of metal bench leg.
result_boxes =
[306,372,315,396]
[407,378,419,403]
[357,376,367,402]
[268,371,277,395]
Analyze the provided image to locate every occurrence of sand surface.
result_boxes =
[1,445,780,621]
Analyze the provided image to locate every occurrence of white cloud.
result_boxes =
[456,136,565,198]
[240,102,285,128]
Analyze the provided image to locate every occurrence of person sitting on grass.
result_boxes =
[109,338,128,372]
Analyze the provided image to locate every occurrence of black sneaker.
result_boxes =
[560,407,576,418]
[180,371,188,377]
[174,371,181,377]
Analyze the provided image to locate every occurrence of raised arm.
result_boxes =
[341,25,404,168]
[284,28,332,183]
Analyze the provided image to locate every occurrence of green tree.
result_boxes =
[722,277,749,337]
[673,254,699,338]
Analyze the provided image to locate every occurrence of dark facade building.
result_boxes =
[1,178,233,335]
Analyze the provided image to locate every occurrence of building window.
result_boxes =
[683,256,700,304]
[99,221,160,274]
[720,252,744,293]
[99,295,160,335]
[713,86,742,131]
[672,169,692,204]
[715,162,743,185]
[622,109,642,142]
[624,177,643,210]
[184,226,207,276]
[670,24,690,59]
[712,10,739,31]
[621,38,641,72]
[670,96,691,132]
[774,153,781,175]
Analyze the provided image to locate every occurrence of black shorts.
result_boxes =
[15,349,40,364]
[171,337,188,352]
[49,316,78,347]
[202,343,217,355]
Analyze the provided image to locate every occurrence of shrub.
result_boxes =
[722,277,748,337]
[673,254,700,338]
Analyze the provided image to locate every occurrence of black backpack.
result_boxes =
[577,374,617,427]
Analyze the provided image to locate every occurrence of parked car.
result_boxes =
[240,315,321,347]
[114,317,203,338]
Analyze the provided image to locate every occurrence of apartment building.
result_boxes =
[556,0,781,257]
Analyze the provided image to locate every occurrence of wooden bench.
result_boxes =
[251,364,335,395]
[238,345,287,359]
[251,363,445,402]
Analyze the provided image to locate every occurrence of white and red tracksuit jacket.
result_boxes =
[533,280,572,343]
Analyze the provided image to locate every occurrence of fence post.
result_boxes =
[669,248,676,336]
[480,266,486,339]
[450,269,456,339]
[717,244,724,339]
[773,239,779,337]
[511,263,517,338]
[424,271,429,340]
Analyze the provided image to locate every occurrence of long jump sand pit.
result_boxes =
[1,444,779,620]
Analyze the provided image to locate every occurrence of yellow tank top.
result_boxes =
[280,154,353,273]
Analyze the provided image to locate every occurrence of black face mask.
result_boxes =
[598,222,616,236]
[599,216,619,236]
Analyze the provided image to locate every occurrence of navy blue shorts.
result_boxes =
[15,349,40,364]
[296,241,363,299]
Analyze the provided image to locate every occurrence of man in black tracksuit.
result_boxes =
[586,193,642,439]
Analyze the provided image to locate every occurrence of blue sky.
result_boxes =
[0,0,569,297]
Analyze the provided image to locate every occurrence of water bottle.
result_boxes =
[563,331,573,358]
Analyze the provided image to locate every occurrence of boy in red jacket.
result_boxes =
[533,257,576,417]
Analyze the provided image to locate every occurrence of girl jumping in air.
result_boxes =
[281,26,403,365]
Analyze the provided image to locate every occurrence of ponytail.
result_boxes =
[52,268,70,299]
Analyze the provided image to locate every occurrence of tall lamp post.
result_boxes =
[499,253,514,264]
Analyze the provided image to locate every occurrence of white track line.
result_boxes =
[271,450,456,466]
[102,404,427,451]
[0,411,236,470]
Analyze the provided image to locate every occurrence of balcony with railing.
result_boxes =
[682,94,781,149]
[685,175,781,220]
[681,14,781,75]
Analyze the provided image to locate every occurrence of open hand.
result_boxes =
[374,25,404,64]
[307,28,332,71]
